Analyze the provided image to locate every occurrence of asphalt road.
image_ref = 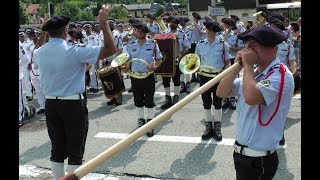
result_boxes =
[19,76,301,180]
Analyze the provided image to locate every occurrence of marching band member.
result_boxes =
[195,20,231,141]
[122,18,141,92]
[33,5,116,179]
[121,22,163,137]
[160,17,189,109]
[19,40,31,127]
[189,12,205,83]
[22,28,35,101]
[220,18,245,110]
[146,13,161,38]
[104,20,124,106]
[229,15,246,34]
[82,22,100,93]
[179,16,192,94]
[217,25,294,180]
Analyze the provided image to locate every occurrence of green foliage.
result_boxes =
[19,0,30,24]
[53,1,94,21]
[109,6,128,19]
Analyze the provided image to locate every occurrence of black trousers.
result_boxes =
[162,64,181,87]
[131,73,156,108]
[199,74,222,109]
[233,151,279,180]
[45,98,89,165]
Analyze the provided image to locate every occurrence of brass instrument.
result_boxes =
[111,53,151,79]
[153,5,167,32]
[179,53,200,74]
[147,34,152,39]
[126,28,134,39]
[253,11,266,27]
[197,65,223,78]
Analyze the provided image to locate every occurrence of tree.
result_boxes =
[54,1,95,21]
[19,0,30,25]
[109,6,128,19]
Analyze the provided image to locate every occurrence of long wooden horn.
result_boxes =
[61,62,242,180]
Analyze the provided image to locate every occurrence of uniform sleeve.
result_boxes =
[288,44,296,61]
[258,71,284,106]
[223,42,232,60]
[19,41,30,67]
[183,34,189,49]
[195,42,200,57]
[155,43,163,60]
[237,38,245,49]
[74,45,101,64]
[32,48,40,67]
[232,77,242,96]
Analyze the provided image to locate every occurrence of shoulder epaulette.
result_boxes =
[129,41,135,44]
[198,40,205,43]
[77,43,86,47]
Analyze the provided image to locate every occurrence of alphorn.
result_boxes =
[62,62,242,180]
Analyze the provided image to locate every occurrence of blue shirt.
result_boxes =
[231,58,294,151]
[126,39,162,73]
[223,31,244,58]
[195,37,231,69]
[276,41,296,68]
[33,38,101,96]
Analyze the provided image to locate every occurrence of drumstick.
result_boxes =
[61,62,242,180]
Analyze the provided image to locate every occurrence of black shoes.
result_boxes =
[89,88,99,93]
[107,96,122,106]
[185,82,191,94]
[107,98,117,105]
[26,96,33,101]
[221,98,229,109]
[229,97,237,110]
[128,87,133,93]
[138,118,146,128]
[115,95,122,106]
[279,134,285,145]
[172,95,179,105]
[213,122,222,141]
[222,97,237,110]
[180,82,186,93]
[146,119,154,137]
[180,82,191,94]
[202,121,214,140]
[161,95,172,109]
[36,109,45,114]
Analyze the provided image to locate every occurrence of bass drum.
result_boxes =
[153,33,179,77]
[97,65,125,99]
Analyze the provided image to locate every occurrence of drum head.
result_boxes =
[111,53,129,67]
[98,65,116,77]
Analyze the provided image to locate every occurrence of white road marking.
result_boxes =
[94,132,286,148]
[89,91,300,99]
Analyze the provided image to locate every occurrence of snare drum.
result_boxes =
[97,65,125,99]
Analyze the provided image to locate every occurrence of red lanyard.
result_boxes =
[258,64,286,126]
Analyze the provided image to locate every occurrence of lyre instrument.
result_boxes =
[179,53,200,74]
[111,53,151,79]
